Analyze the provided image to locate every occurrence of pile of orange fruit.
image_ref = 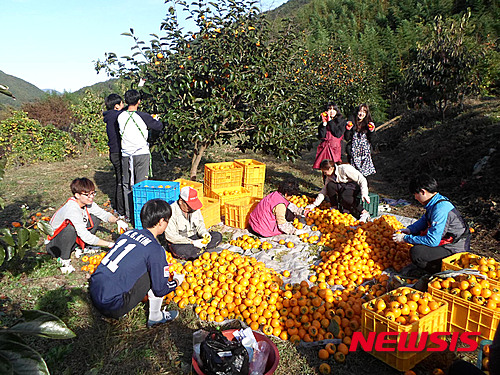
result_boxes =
[229,235,273,251]
[309,213,412,288]
[80,253,107,274]
[449,253,500,280]
[365,287,445,324]
[429,274,500,311]
[481,342,491,372]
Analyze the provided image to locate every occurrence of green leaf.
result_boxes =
[36,221,53,237]
[8,310,76,340]
[327,317,340,337]
[28,230,39,248]
[17,228,29,249]
[0,247,4,265]
[0,229,15,246]
[0,337,49,375]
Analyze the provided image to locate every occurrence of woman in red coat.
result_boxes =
[313,102,346,169]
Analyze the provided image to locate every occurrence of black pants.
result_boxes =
[169,231,223,261]
[92,272,150,319]
[410,244,455,274]
[46,215,101,260]
[326,181,363,218]
[109,152,125,216]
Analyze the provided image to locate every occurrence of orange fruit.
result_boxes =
[318,349,329,360]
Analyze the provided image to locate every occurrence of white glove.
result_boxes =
[392,232,406,243]
[192,239,205,249]
[117,219,129,234]
[362,194,371,204]
[295,229,307,235]
[305,204,315,210]
[172,272,185,286]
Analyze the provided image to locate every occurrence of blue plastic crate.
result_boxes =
[132,180,180,229]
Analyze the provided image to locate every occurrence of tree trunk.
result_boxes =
[190,141,208,180]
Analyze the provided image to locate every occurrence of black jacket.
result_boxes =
[103,109,123,154]
[318,115,346,140]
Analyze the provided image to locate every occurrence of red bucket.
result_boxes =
[192,329,280,375]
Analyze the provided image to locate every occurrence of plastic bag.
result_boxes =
[249,341,270,375]
[200,330,249,375]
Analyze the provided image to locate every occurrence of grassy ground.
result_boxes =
[1,99,499,374]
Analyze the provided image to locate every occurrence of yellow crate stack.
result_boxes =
[224,197,261,229]
[203,162,244,196]
[235,159,266,198]
[174,178,204,198]
[207,186,251,216]
[200,197,221,228]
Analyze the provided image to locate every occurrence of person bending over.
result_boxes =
[306,159,371,222]
[392,174,470,274]
[248,179,307,237]
[89,199,182,327]
[164,186,222,260]
[46,178,127,274]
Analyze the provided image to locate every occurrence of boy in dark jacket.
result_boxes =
[392,174,470,273]
[103,94,125,217]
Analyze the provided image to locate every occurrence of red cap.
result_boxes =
[180,186,202,210]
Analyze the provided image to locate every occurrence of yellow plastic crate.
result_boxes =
[234,159,266,184]
[441,252,500,289]
[428,282,500,342]
[200,197,221,228]
[243,183,264,199]
[361,287,447,371]
[224,197,261,229]
[174,178,204,197]
[205,186,251,216]
[204,162,243,191]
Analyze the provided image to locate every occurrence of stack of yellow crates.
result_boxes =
[234,159,266,198]
[203,162,249,216]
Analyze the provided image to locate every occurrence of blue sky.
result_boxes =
[0,0,288,93]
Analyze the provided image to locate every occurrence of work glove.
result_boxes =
[305,204,315,210]
[321,112,328,123]
[346,121,354,130]
[117,219,129,234]
[362,194,371,204]
[368,122,375,131]
[392,232,406,243]
[192,239,206,249]
[172,272,185,286]
[295,229,308,235]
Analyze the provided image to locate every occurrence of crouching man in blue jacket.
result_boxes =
[89,199,184,327]
[392,174,470,274]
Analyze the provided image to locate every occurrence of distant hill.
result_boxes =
[74,78,121,96]
[43,89,62,95]
[0,70,45,108]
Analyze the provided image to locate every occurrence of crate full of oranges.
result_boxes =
[428,274,500,341]
[441,252,500,289]
[361,287,447,371]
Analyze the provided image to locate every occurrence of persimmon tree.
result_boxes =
[404,13,482,118]
[96,0,317,179]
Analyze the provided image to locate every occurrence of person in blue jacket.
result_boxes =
[392,174,470,273]
[103,94,125,216]
[89,199,184,327]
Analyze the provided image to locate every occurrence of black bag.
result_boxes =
[200,330,249,375]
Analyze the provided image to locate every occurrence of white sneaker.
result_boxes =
[74,249,83,259]
[359,212,371,223]
[60,265,75,274]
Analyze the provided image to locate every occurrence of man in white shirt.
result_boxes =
[164,187,222,260]
[117,90,163,220]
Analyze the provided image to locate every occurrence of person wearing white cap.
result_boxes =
[164,186,222,260]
